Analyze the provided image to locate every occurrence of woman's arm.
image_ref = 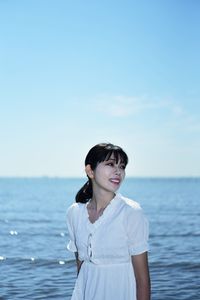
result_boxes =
[131,252,151,300]
[75,252,83,275]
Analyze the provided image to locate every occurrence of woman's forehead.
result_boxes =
[104,152,125,163]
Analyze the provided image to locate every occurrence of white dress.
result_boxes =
[67,193,149,300]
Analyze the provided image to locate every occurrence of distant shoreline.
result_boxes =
[0,176,199,180]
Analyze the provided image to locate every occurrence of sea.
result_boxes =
[0,177,200,300]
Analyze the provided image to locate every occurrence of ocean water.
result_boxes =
[0,177,200,300]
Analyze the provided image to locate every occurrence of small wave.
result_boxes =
[150,261,200,269]
[0,256,75,266]
[150,233,200,237]
[0,218,52,224]
[1,231,68,238]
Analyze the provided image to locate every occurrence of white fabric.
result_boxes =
[67,193,149,300]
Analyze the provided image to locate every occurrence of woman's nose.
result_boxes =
[114,166,121,174]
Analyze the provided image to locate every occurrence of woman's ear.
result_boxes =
[85,164,94,179]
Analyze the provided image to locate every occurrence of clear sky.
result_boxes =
[1,0,200,177]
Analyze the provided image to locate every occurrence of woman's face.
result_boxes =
[91,154,126,194]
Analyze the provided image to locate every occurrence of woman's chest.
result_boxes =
[76,211,127,248]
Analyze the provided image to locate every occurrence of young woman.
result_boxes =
[67,143,151,300]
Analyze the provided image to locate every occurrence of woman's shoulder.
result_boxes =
[117,194,148,226]
[67,201,86,217]
[117,193,142,213]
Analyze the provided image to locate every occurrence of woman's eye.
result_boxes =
[106,162,114,166]
[120,165,126,169]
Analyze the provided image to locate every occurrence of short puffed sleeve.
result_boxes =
[66,204,78,252]
[125,203,149,255]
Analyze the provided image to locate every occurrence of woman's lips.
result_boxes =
[109,178,121,184]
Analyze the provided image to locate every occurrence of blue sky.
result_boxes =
[1,0,200,177]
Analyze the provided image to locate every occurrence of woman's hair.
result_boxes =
[75,143,128,203]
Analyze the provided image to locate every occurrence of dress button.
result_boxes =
[88,233,93,260]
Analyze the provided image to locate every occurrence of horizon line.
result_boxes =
[0,175,199,179]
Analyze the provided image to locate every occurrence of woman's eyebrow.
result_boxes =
[105,158,116,162]
[106,158,125,164]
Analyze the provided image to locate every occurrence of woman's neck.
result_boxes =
[91,190,115,211]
